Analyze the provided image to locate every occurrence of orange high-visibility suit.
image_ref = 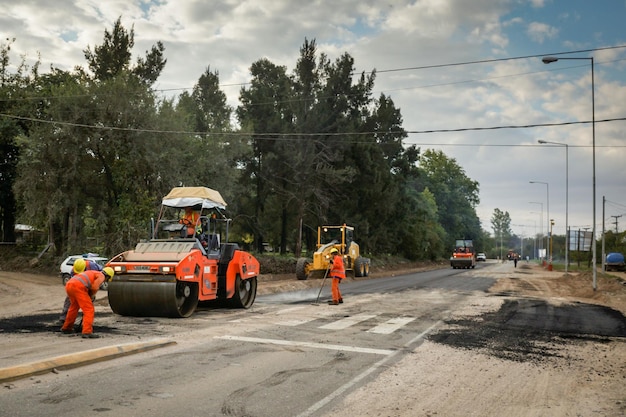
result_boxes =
[61,270,105,335]
[329,253,346,304]
[179,207,200,237]
[60,259,103,322]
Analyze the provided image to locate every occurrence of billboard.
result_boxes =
[568,230,593,252]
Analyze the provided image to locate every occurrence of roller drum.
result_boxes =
[108,281,199,318]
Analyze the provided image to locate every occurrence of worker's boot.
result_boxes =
[81,333,100,339]
[328,300,339,305]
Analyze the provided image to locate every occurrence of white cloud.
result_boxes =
[527,21,558,43]
[1,0,625,237]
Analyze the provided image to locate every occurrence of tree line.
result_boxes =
[0,18,486,260]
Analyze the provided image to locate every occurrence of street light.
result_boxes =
[542,55,596,289]
[538,139,569,273]
[529,202,543,260]
[530,181,550,269]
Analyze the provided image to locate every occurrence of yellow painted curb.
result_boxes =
[0,338,177,383]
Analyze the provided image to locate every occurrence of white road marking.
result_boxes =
[275,306,307,315]
[215,335,394,355]
[296,321,443,417]
[276,309,336,326]
[276,318,316,326]
[367,317,416,334]
[318,313,377,330]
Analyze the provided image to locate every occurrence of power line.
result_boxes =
[1,112,625,144]
[367,44,626,75]
[2,44,625,106]
[1,112,626,145]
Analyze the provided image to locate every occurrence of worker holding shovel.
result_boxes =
[328,248,345,305]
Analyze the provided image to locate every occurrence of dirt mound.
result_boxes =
[489,265,626,315]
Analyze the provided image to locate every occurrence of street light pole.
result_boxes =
[530,181,550,269]
[542,55,596,289]
[538,140,569,273]
[529,202,543,260]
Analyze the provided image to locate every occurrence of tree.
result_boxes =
[173,67,251,241]
[0,39,39,243]
[14,69,92,253]
[237,58,293,252]
[416,149,481,248]
[15,19,170,255]
[84,16,166,85]
[491,208,512,260]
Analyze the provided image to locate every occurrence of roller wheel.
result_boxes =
[108,281,199,318]
[296,258,311,280]
[230,275,257,309]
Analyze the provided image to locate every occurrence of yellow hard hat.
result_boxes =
[102,267,115,280]
[330,248,339,254]
[73,258,87,274]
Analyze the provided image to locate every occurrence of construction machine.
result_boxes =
[296,224,370,280]
[106,186,260,318]
[450,239,476,269]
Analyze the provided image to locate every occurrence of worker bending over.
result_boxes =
[59,257,102,324]
[61,267,114,338]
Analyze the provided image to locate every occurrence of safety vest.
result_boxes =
[70,270,104,292]
[181,211,201,234]
[330,255,346,279]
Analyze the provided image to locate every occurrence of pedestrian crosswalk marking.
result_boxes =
[367,317,416,334]
[277,318,316,326]
[230,306,417,335]
[275,306,307,315]
[276,309,336,326]
[216,335,394,355]
[318,313,377,330]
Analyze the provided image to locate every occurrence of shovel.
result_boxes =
[311,264,331,306]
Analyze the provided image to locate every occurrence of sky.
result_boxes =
[2,0,626,242]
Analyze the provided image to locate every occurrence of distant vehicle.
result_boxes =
[605,252,625,272]
[450,239,476,269]
[59,254,109,289]
[476,253,487,261]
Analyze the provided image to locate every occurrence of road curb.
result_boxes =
[0,338,177,383]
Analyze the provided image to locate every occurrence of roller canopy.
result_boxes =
[162,187,227,209]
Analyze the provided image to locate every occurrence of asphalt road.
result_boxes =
[1,262,624,417]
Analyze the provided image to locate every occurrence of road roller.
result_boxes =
[106,186,260,318]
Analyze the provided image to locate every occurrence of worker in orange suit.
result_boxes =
[59,257,103,324]
[179,206,200,237]
[60,267,114,338]
[328,248,345,305]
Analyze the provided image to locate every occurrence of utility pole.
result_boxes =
[611,215,622,234]
[602,196,606,273]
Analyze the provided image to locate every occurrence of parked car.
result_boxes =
[476,253,487,261]
[59,254,109,290]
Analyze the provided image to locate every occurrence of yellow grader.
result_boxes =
[296,224,370,280]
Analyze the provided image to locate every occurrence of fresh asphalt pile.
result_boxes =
[429,298,626,362]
